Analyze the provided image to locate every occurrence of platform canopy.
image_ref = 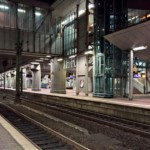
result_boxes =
[104,20,150,62]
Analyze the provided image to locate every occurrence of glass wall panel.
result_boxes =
[64,13,75,56]
[18,4,33,31]
[94,0,127,97]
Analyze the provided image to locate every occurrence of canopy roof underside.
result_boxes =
[104,20,150,62]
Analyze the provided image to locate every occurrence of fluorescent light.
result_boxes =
[57,58,63,62]
[62,21,66,25]
[46,55,51,57]
[79,9,85,15]
[35,60,43,62]
[35,12,41,16]
[88,3,94,9]
[84,51,93,55]
[18,9,26,13]
[90,24,94,27]
[31,62,39,65]
[0,5,9,9]
[48,63,51,65]
[40,58,44,59]
[133,46,147,51]
[69,55,76,58]
[44,58,49,60]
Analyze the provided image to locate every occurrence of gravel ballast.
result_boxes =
[6,101,150,150]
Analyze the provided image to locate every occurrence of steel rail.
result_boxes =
[0,103,90,150]
[3,93,150,138]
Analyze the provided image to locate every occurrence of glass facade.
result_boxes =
[0,0,61,54]
[63,13,76,56]
[94,0,128,97]
[128,9,150,27]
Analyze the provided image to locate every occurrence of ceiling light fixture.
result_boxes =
[88,3,94,9]
[18,9,26,13]
[31,62,40,65]
[69,55,76,58]
[79,9,85,15]
[0,5,9,9]
[57,58,63,62]
[35,60,43,62]
[35,12,41,16]
[90,23,94,27]
[133,46,147,51]
[84,51,93,55]
[46,55,51,58]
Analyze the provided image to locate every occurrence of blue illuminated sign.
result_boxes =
[134,74,141,78]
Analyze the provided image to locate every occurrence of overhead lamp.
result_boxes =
[147,14,150,18]
[0,5,9,9]
[84,51,93,55]
[88,3,94,9]
[35,12,41,16]
[90,23,94,27]
[57,58,63,62]
[79,9,85,15]
[18,9,26,13]
[62,20,66,25]
[133,46,147,51]
[44,58,49,60]
[40,58,44,59]
[31,62,39,65]
[46,55,51,57]
[35,60,43,62]
[69,55,76,58]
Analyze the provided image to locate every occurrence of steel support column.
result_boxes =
[15,29,22,103]
[76,5,79,53]
[129,50,133,100]
[145,62,148,94]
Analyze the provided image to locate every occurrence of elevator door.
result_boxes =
[114,78,121,97]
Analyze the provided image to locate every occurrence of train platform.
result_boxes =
[0,87,150,125]
[0,87,150,109]
[0,114,38,150]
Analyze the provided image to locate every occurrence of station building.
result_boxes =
[0,0,150,100]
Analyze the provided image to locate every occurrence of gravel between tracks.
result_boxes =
[7,102,150,150]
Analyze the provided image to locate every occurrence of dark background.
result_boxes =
[37,0,56,5]
[37,0,150,10]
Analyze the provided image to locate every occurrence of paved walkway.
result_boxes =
[0,115,38,150]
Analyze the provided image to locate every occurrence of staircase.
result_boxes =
[133,78,145,94]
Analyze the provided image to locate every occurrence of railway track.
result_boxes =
[3,93,150,138]
[0,103,89,150]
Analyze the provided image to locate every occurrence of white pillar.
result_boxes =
[50,57,66,94]
[6,72,11,88]
[22,68,27,90]
[12,71,16,89]
[76,55,88,96]
[31,64,41,91]
[129,50,133,100]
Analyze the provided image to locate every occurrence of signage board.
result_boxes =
[134,74,141,78]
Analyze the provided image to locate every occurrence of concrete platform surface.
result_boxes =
[22,88,150,109]
[1,87,150,109]
[0,115,38,150]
